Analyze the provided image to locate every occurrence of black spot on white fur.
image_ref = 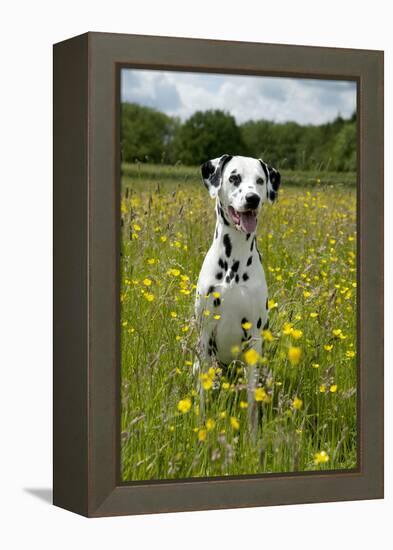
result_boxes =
[247,256,252,266]
[223,234,232,257]
[216,272,223,280]
[257,318,262,329]
[243,273,249,281]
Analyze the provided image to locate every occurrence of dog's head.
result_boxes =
[201,155,281,233]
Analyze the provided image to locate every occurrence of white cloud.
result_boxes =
[121,69,356,125]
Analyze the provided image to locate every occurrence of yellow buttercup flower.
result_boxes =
[242,321,252,330]
[143,278,152,286]
[262,329,274,342]
[198,429,207,442]
[177,397,191,414]
[346,350,356,358]
[310,312,319,318]
[330,384,338,393]
[254,387,271,403]
[213,314,221,320]
[314,450,329,464]
[268,299,278,310]
[170,311,177,318]
[324,344,333,352]
[288,346,302,365]
[291,329,303,340]
[244,349,259,366]
[240,401,248,409]
[230,417,240,430]
[167,268,181,277]
[144,293,155,302]
[206,418,216,431]
[319,384,326,393]
[133,223,141,231]
[282,322,293,335]
[292,397,303,410]
[212,291,221,298]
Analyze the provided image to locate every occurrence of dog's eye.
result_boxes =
[256,177,264,185]
[229,174,241,186]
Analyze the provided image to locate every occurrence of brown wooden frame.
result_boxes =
[53,32,384,517]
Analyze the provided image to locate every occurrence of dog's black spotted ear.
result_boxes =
[259,159,281,203]
[201,154,233,198]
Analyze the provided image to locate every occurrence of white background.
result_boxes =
[0,1,391,548]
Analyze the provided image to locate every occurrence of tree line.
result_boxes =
[121,102,356,172]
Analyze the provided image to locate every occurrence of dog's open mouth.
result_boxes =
[228,206,258,233]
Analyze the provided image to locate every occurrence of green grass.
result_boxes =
[120,166,357,481]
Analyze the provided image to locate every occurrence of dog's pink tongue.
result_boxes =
[240,212,257,233]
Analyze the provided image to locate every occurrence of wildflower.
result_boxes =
[231,345,240,355]
[332,329,342,337]
[291,329,303,340]
[222,382,230,390]
[170,311,177,318]
[268,299,278,310]
[230,417,240,430]
[282,322,293,335]
[180,274,189,281]
[303,290,311,298]
[330,384,338,393]
[206,418,216,431]
[181,325,189,332]
[200,373,213,391]
[133,223,141,231]
[314,450,329,464]
[177,397,191,414]
[324,344,333,352]
[242,321,252,330]
[262,329,274,342]
[167,268,180,277]
[147,258,157,265]
[198,429,207,442]
[310,312,319,318]
[212,291,221,298]
[213,314,221,320]
[143,278,152,286]
[219,411,227,418]
[288,346,302,365]
[312,363,320,369]
[203,310,210,317]
[240,401,248,409]
[292,397,303,410]
[144,293,155,302]
[346,350,356,358]
[255,387,270,403]
[160,235,167,243]
[319,384,326,393]
[244,349,259,366]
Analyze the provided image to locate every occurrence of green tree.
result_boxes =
[121,103,179,163]
[172,110,246,165]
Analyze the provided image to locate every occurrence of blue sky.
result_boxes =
[121,69,356,126]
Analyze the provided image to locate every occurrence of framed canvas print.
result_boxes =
[53,32,384,517]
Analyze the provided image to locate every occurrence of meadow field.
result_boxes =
[120,163,357,481]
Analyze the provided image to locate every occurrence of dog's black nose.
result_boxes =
[245,193,260,209]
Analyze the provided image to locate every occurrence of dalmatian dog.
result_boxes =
[195,154,281,428]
